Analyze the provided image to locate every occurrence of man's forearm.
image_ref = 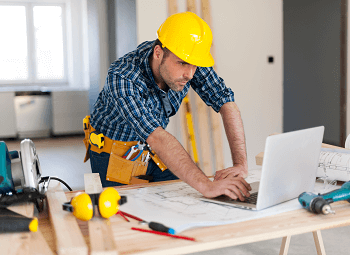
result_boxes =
[220,102,248,167]
[146,127,211,194]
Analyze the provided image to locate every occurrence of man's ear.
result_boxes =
[153,45,163,60]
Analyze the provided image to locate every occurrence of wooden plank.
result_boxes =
[29,230,54,255]
[195,102,212,174]
[167,0,212,174]
[2,203,53,255]
[313,230,326,255]
[255,151,264,166]
[7,203,33,218]
[88,218,118,255]
[47,181,88,255]
[201,0,217,71]
[186,0,196,13]
[167,0,178,15]
[256,143,350,166]
[7,202,34,217]
[279,236,291,255]
[186,0,213,175]
[166,0,192,157]
[201,0,225,170]
[84,173,118,255]
[179,99,191,154]
[0,230,31,255]
[321,143,346,149]
[0,203,34,255]
[85,173,103,194]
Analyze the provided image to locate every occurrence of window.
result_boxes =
[0,5,28,80]
[0,0,89,90]
[33,5,66,80]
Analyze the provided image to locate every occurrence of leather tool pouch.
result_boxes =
[106,142,149,185]
[83,116,167,185]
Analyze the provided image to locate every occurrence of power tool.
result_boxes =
[298,181,350,214]
[0,139,71,210]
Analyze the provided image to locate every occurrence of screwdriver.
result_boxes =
[0,208,38,233]
[119,211,175,234]
[141,221,175,234]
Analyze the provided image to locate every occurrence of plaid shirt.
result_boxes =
[90,40,235,142]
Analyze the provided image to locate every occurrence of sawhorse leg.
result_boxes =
[279,236,291,255]
[279,230,326,255]
[313,230,327,255]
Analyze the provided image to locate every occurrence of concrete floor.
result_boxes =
[191,226,350,255]
[4,135,350,255]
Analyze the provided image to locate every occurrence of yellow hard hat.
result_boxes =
[157,11,214,67]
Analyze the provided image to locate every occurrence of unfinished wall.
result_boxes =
[136,0,283,171]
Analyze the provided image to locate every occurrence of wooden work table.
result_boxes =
[3,141,347,254]
[24,177,349,255]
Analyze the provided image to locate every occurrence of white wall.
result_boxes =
[0,92,17,138]
[136,0,167,43]
[98,0,110,91]
[136,0,283,170]
[212,1,283,168]
[68,0,90,90]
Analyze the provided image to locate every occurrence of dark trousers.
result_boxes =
[89,147,178,187]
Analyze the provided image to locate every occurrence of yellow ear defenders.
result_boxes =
[62,187,127,221]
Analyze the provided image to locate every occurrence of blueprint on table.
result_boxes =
[119,169,337,233]
[317,147,350,181]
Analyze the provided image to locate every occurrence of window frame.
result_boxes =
[0,1,69,88]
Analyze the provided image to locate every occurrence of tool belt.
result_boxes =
[83,116,167,185]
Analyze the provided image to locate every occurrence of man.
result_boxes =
[86,12,251,201]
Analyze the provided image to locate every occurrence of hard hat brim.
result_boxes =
[163,42,215,68]
[185,52,215,68]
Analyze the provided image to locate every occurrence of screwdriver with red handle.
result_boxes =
[119,211,175,234]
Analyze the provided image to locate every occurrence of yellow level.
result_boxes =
[183,95,199,165]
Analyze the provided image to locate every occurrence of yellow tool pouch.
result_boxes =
[83,116,91,163]
[82,116,167,185]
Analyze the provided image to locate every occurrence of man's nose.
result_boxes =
[184,65,197,80]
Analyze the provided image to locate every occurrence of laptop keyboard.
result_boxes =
[241,192,258,204]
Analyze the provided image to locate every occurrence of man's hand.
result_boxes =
[146,127,251,201]
[203,176,251,201]
[214,164,248,181]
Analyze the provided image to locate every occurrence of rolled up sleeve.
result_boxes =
[191,67,235,113]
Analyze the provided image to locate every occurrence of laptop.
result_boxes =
[201,126,324,210]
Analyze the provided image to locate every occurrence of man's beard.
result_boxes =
[159,66,189,92]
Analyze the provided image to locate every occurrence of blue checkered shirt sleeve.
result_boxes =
[192,67,235,112]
